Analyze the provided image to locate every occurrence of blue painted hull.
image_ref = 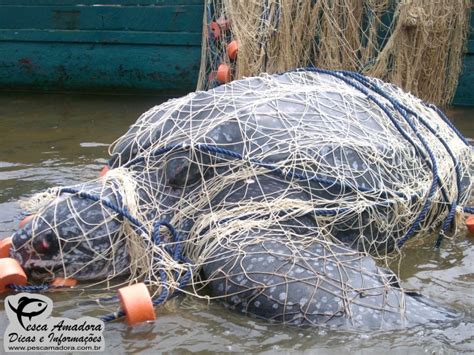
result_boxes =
[0,1,472,105]
[0,0,203,94]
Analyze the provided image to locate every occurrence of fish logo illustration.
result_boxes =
[3,293,105,352]
[7,296,48,330]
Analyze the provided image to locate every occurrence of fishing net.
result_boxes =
[18,69,473,325]
[198,0,471,106]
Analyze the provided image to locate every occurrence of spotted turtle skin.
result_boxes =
[11,71,462,328]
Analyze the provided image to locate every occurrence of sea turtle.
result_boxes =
[10,69,472,328]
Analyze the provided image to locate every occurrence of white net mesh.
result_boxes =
[198,0,471,106]
[16,69,472,326]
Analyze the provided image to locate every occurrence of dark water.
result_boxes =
[0,93,473,354]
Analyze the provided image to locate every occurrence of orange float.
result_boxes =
[0,258,27,293]
[19,215,34,229]
[217,63,232,84]
[0,237,12,258]
[466,215,474,234]
[51,277,78,287]
[118,283,156,326]
[99,165,110,177]
[227,40,238,60]
[209,21,221,40]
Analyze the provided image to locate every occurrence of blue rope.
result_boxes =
[334,70,469,246]
[339,71,453,202]
[291,67,472,248]
[117,68,473,248]
[332,71,448,247]
[125,142,406,200]
[428,103,470,146]
[99,309,125,323]
[8,284,51,292]
[52,187,192,324]
[98,259,193,323]
[59,187,147,236]
[11,67,474,323]
[340,71,465,229]
[6,281,98,292]
[464,206,474,214]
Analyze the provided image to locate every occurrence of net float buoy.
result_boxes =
[99,165,110,177]
[19,215,34,229]
[466,215,474,234]
[0,258,27,293]
[217,64,232,83]
[51,277,78,287]
[227,40,238,60]
[209,21,221,40]
[118,283,156,326]
[0,237,12,258]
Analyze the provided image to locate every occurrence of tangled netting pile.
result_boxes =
[198,0,471,106]
[22,70,472,318]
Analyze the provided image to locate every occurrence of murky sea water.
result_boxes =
[0,93,473,354]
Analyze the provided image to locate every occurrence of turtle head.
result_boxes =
[10,183,129,281]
